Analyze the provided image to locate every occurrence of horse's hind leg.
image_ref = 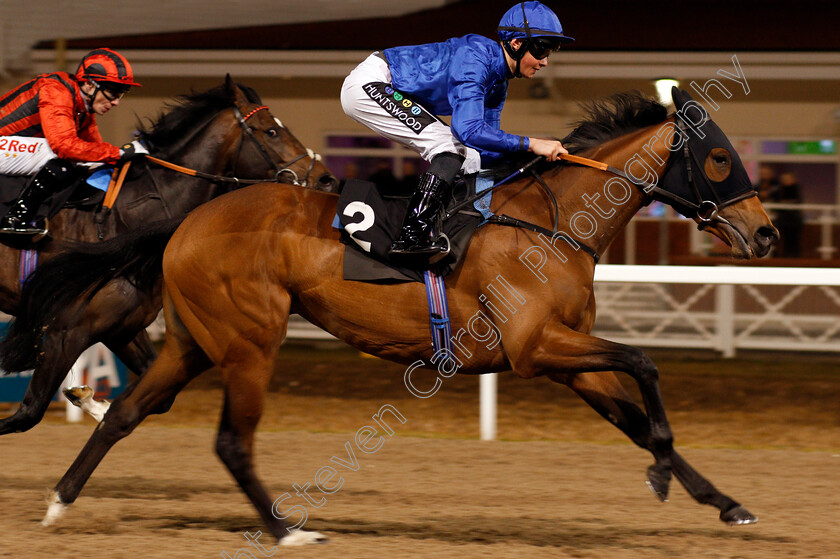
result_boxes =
[212,298,327,545]
[555,371,756,525]
[1,280,164,432]
[214,360,326,545]
[67,277,168,421]
[43,316,211,526]
[113,330,177,416]
[511,327,675,498]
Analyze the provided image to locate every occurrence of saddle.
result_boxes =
[335,153,574,283]
[0,170,108,237]
[336,175,485,283]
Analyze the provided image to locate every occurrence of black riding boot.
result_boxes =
[388,152,464,261]
[388,171,452,259]
[0,159,72,235]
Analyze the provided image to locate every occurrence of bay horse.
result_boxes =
[20,89,777,544]
[0,75,336,435]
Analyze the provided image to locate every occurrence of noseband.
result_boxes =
[232,105,320,187]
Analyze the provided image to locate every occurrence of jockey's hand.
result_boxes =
[528,137,568,161]
[119,140,149,162]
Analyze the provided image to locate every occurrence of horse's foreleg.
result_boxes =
[510,328,674,499]
[0,329,91,435]
[557,371,757,524]
[44,333,209,526]
[57,328,158,423]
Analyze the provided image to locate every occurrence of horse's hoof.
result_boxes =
[41,492,67,527]
[720,505,758,525]
[279,529,329,546]
[645,464,671,502]
[63,386,93,407]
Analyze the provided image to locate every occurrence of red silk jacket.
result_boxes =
[0,72,120,163]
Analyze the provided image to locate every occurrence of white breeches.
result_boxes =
[340,53,481,175]
[0,136,56,176]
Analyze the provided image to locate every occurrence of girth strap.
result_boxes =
[487,214,601,263]
[423,269,454,355]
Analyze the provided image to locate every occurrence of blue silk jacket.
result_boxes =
[383,34,527,164]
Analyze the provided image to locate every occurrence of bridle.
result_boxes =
[96,100,326,239]
[231,105,320,187]
[140,103,322,188]
[443,117,757,262]
[644,118,757,230]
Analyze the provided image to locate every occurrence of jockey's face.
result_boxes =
[81,81,121,115]
[507,38,551,79]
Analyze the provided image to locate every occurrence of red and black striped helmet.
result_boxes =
[75,48,141,88]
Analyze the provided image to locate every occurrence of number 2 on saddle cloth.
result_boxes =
[335,177,484,282]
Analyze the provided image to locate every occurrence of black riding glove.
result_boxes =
[119,140,149,162]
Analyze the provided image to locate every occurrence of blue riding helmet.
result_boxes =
[498,2,574,43]
[498,2,573,77]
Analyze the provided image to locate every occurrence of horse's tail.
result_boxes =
[0,217,185,374]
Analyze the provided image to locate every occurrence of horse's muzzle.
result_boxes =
[753,225,779,258]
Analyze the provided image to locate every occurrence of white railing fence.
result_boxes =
[479,265,840,440]
[591,265,840,357]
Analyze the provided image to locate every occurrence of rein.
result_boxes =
[446,120,757,263]
[125,103,317,187]
[94,101,318,239]
[446,152,620,221]
[445,154,614,263]
[142,155,287,186]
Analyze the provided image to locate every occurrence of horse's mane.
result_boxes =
[486,91,668,180]
[137,82,263,155]
[562,91,668,154]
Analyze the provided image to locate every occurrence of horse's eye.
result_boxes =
[705,148,732,182]
[266,129,278,138]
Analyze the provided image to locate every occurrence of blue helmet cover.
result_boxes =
[498,1,574,42]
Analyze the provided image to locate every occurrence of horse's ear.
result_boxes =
[670,87,695,110]
[224,74,249,104]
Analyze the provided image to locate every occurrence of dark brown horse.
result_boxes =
[0,76,336,435]
[20,89,776,544]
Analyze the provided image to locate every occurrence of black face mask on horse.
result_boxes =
[651,87,757,226]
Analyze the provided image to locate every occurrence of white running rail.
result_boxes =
[479,265,840,440]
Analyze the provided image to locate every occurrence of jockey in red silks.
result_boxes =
[341,2,574,261]
[0,48,146,235]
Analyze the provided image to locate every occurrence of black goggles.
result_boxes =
[527,37,561,59]
[92,81,130,102]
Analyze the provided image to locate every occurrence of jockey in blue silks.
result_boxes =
[341,1,574,261]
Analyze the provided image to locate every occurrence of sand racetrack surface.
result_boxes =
[0,345,838,558]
